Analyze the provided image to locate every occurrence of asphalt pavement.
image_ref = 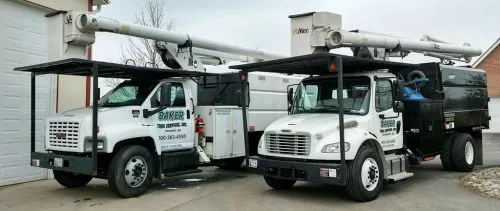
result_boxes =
[1,134,499,211]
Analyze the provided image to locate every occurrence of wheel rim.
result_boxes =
[465,141,474,165]
[361,158,379,192]
[124,156,148,188]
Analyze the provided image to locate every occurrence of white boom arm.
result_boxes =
[290,12,482,64]
[326,30,481,62]
[77,14,284,61]
[55,11,283,71]
[59,10,481,69]
[326,30,481,56]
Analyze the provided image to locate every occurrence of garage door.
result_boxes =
[0,0,54,186]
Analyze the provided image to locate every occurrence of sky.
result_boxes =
[92,0,500,65]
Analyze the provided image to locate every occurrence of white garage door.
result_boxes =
[0,0,54,186]
[486,97,500,133]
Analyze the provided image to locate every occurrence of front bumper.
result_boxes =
[247,156,346,186]
[31,152,95,175]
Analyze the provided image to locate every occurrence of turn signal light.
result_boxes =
[329,63,337,72]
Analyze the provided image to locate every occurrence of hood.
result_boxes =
[266,113,366,136]
[52,107,93,119]
[50,106,142,124]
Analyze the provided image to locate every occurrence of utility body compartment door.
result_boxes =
[197,106,246,159]
[214,108,233,158]
[231,107,245,157]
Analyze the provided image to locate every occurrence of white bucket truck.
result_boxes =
[240,12,487,202]
[17,10,301,197]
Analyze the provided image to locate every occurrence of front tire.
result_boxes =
[451,133,476,172]
[108,145,154,198]
[53,170,92,188]
[264,176,296,189]
[346,147,384,202]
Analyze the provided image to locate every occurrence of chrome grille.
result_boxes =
[48,121,80,148]
[265,133,311,156]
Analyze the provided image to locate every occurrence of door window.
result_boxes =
[151,83,186,108]
[375,80,393,112]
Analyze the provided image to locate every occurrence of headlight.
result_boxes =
[85,139,105,151]
[321,142,350,153]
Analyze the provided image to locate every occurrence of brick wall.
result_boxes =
[476,45,500,96]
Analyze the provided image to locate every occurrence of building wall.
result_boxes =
[476,45,500,96]
[24,0,90,113]
[25,0,87,11]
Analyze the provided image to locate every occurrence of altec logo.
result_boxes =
[293,28,310,34]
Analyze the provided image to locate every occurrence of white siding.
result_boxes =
[485,97,500,133]
[0,0,54,186]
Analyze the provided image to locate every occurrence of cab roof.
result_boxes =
[14,58,211,79]
[230,53,419,75]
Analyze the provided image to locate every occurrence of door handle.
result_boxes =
[233,130,237,134]
[226,130,231,134]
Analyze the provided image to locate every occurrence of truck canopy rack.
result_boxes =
[15,58,213,176]
[230,53,419,75]
[14,58,209,79]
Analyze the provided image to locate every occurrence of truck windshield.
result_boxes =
[293,77,371,115]
[98,80,156,107]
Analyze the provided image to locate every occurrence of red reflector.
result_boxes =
[424,156,434,161]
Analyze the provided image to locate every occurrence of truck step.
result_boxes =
[387,172,414,182]
[162,169,202,178]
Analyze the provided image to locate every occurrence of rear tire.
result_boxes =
[451,133,476,172]
[108,145,154,198]
[216,157,245,170]
[440,134,457,171]
[264,176,296,189]
[346,147,384,202]
[53,170,92,188]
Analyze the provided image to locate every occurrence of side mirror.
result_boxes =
[287,87,294,105]
[392,79,405,101]
[160,83,171,106]
[392,80,405,113]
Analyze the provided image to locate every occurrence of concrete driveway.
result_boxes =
[1,134,499,211]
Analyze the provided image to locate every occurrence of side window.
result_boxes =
[150,83,186,108]
[170,84,186,107]
[375,80,393,112]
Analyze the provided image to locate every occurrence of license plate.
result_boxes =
[249,159,258,168]
[54,158,63,167]
[320,168,337,178]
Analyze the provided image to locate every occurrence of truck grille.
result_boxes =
[265,132,311,156]
[48,121,80,148]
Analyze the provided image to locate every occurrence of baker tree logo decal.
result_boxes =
[157,110,187,129]
[158,110,184,121]
[380,119,396,136]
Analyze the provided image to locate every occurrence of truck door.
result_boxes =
[148,82,194,152]
[373,79,403,151]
